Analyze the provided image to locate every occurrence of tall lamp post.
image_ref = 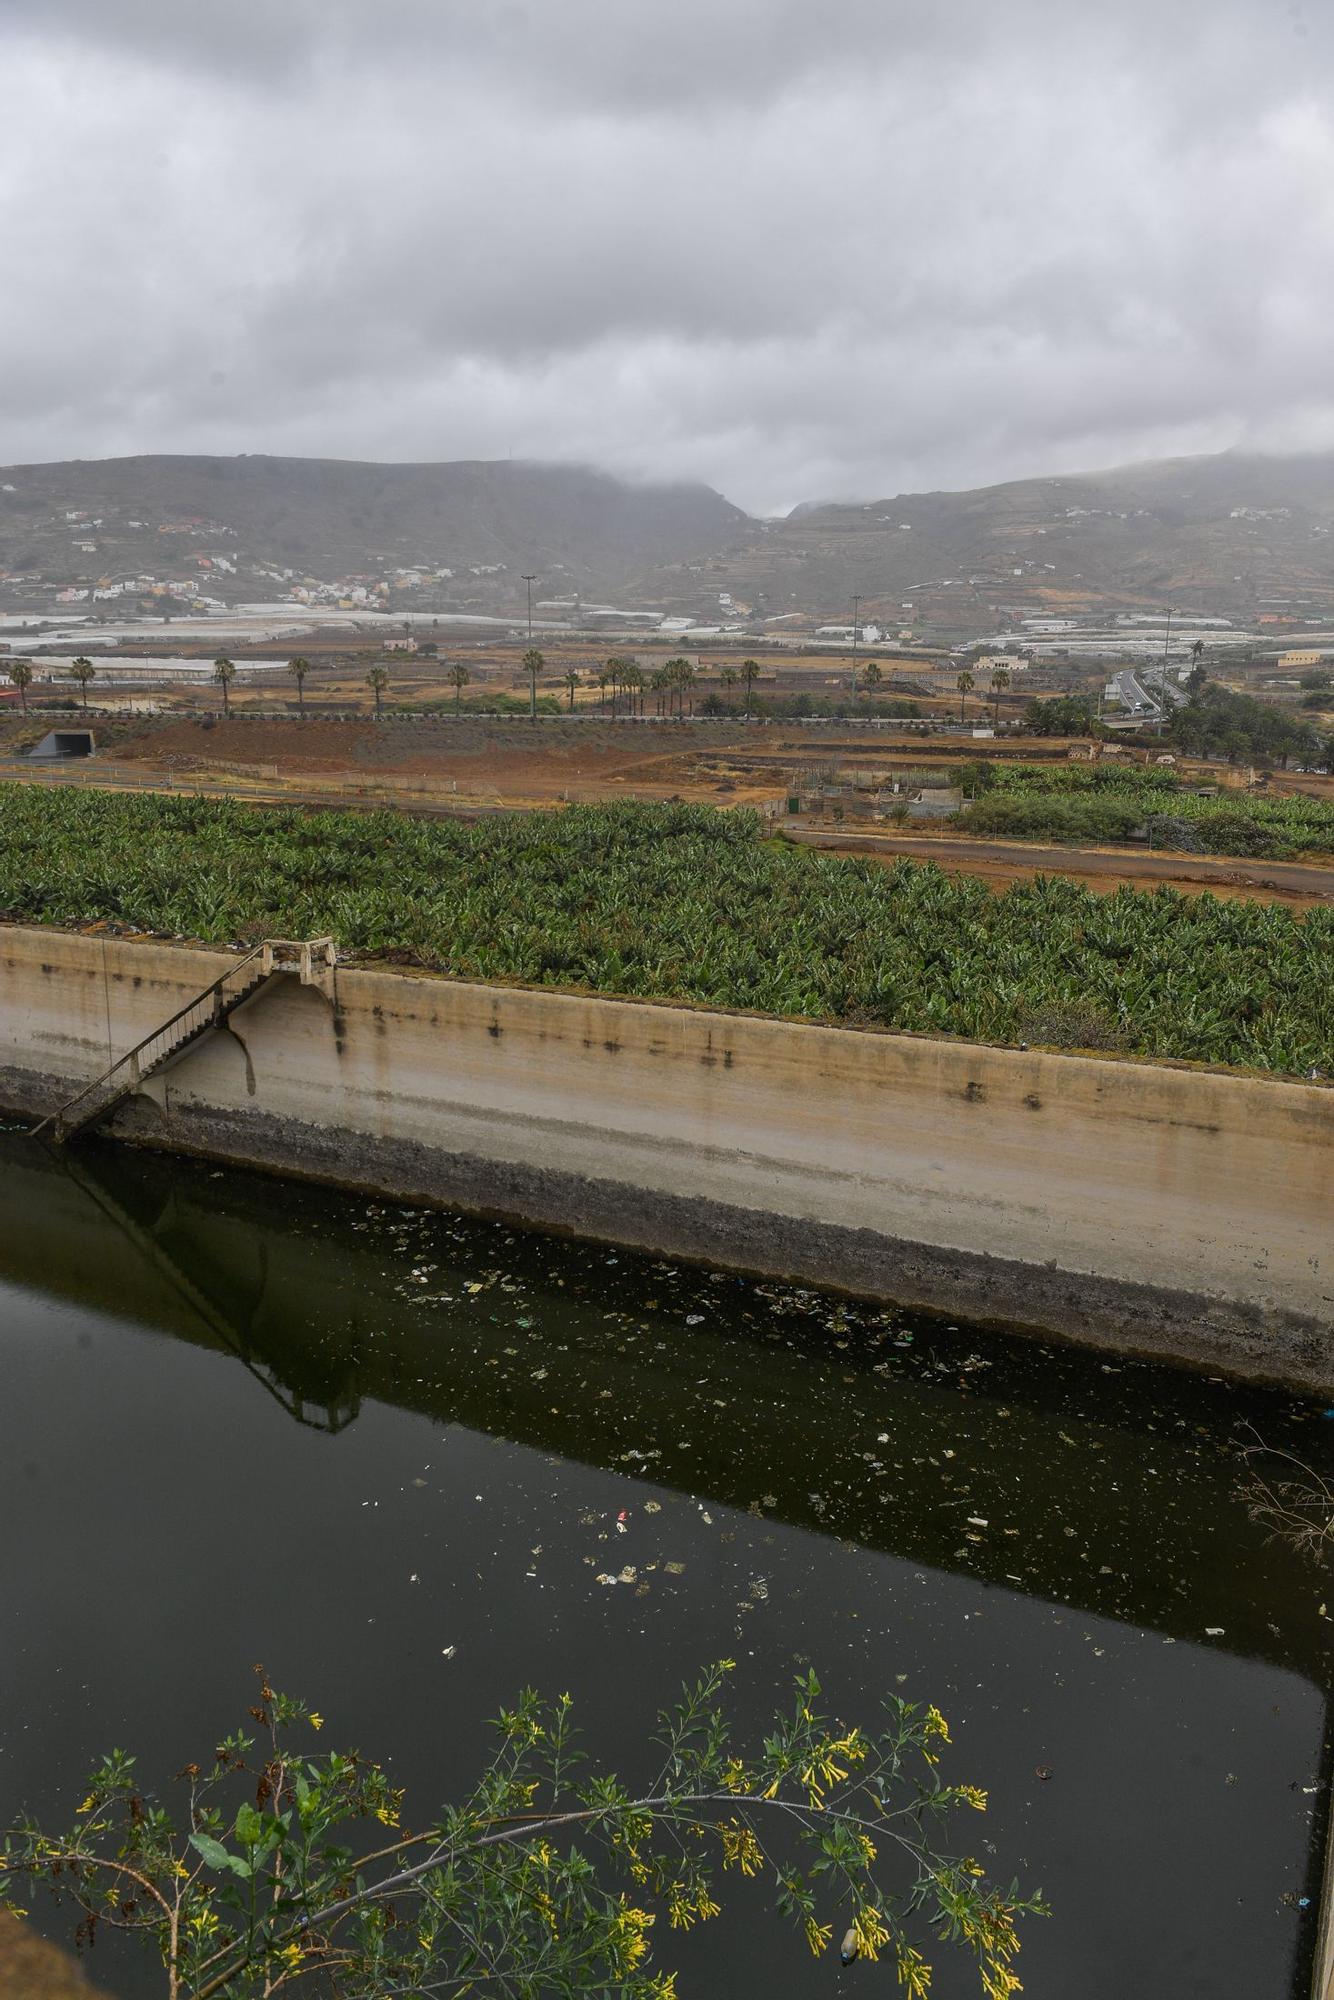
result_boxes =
[851,594,862,702]
[522,574,537,647]
[1159,607,1175,734]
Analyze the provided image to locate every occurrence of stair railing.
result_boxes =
[29,936,337,1142]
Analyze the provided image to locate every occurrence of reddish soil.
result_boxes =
[785,827,1334,910]
[108,718,793,805]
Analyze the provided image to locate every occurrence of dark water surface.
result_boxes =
[0,1131,1330,1998]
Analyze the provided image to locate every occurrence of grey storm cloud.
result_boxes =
[3,0,1334,512]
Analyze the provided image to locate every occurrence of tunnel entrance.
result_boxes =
[27,729,95,759]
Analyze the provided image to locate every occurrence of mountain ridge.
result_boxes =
[3,447,1333,630]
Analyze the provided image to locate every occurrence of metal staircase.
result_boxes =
[31,936,336,1145]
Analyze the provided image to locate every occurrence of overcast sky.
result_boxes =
[3,0,1334,514]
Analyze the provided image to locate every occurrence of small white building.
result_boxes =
[975,654,1028,675]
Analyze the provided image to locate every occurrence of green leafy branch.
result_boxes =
[2,1663,1045,1999]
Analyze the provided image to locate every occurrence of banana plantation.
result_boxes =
[961,761,1334,856]
[1,787,1329,1073]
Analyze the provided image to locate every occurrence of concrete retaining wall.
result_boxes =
[2,924,1330,1389]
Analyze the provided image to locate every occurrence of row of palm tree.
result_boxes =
[16,650,1005,730]
[214,654,396,720]
[515,651,763,721]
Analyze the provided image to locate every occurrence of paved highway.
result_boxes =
[1111,664,1187,721]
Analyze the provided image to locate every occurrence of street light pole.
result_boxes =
[522,574,537,646]
[1159,607,1174,734]
[851,594,862,702]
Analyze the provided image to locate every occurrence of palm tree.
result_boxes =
[8,660,32,714]
[448,662,471,713]
[563,668,578,711]
[621,662,644,716]
[740,658,760,719]
[597,670,609,713]
[288,656,310,714]
[650,668,669,716]
[863,661,882,696]
[69,657,96,711]
[213,655,236,716]
[521,648,544,721]
[956,670,976,725]
[367,663,389,720]
[605,655,637,718]
[989,667,1011,727]
[720,665,739,701]
[663,657,694,718]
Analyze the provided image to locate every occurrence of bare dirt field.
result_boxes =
[105,717,795,806]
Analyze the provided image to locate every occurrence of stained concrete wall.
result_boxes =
[1,923,1330,1389]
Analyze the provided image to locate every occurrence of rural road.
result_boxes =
[781,825,1334,900]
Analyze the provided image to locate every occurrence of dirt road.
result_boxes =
[782,826,1334,907]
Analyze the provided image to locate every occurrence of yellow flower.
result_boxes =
[718,1822,762,1877]
[803,1917,832,1957]
[309,1713,324,1733]
[896,1941,933,1997]
[614,1901,655,1968]
[851,1907,891,1964]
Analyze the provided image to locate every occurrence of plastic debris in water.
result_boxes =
[840,1927,859,1965]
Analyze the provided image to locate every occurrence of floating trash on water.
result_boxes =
[441,1646,456,1660]
[1205,1627,1225,1637]
[840,1926,859,1965]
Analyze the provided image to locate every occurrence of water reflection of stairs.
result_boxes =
[31,936,336,1144]
[55,1145,361,1434]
